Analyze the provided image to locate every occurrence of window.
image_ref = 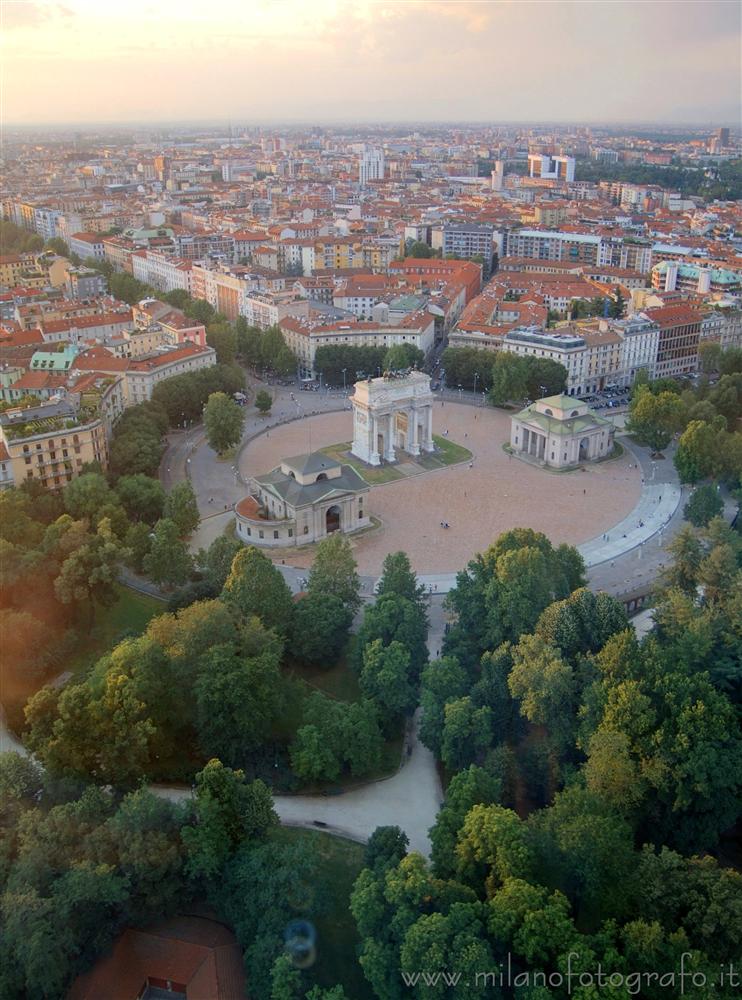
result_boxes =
[246,526,251,536]
[24,457,31,465]
[258,529,264,539]
[303,525,309,535]
[273,530,279,539]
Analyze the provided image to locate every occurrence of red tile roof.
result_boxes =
[67,915,247,1000]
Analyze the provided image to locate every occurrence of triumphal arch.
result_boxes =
[351,370,435,466]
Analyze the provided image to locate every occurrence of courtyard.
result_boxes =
[239,402,642,575]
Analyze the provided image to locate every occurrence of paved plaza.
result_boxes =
[238,402,642,575]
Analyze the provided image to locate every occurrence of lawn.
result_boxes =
[3,585,164,736]
[65,585,165,680]
[320,435,472,484]
[273,827,373,999]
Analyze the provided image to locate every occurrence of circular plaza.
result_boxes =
[238,401,642,576]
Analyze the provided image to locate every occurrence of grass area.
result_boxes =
[320,442,403,484]
[420,434,472,467]
[3,585,164,736]
[65,585,165,680]
[292,638,363,702]
[320,435,472,484]
[272,827,373,999]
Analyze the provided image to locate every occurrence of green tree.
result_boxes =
[364,826,409,873]
[182,759,277,879]
[674,417,728,483]
[383,343,425,370]
[406,240,434,258]
[360,639,417,718]
[626,386,685,454]
[114,473,165,524]
[440,698,494,772]
[163,480,200,537]
[508,634,576,750]
[430,766,502,879]
[63,473,115,521]
[307,533,361,613]
[142,518,193,588]
[419,656,470,756]
[291,592,352,664]
[206,322,237,365]
[490,352,529,405]
[255,389,273,414]
[376,550,427,620]
[684,483,724,527]
[195,534,243,593]
[124,521,152,574]
[660,525,704,594]
[222,545,295,636]
[357,592,428,678]
[204,390,243,455]
[54,518,124,629]
[195,646,284,766]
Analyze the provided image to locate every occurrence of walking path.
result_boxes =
[154,599,448,856]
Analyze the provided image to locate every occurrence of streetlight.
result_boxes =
[457,384,463,401]
[342,368,347,392]
[473,371,479,396]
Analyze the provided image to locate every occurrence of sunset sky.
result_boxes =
[2,0,740,125]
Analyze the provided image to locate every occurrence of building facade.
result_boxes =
[510,395,615,469]
[235,452,370,548]
[351,370,435,466]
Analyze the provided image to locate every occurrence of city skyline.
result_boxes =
[2,0,740,126]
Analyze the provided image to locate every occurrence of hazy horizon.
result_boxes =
[2,0,740,127]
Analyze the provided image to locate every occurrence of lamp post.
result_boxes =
[473,371,479,396]
[342,368,347,392]
[457,384,463,402]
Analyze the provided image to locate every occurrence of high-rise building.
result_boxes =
[491,160,505,191]
[359,148,385,186]
[717,127,730,146]
[527,154,575,182]
[442,223,495,278]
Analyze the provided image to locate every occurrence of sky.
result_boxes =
[2,0,740,126]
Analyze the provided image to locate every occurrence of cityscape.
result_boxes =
[0,2,741,999]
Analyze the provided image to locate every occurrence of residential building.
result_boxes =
[500,327,586,395]
[69,232,106,262]
[527,154,576,182]
[442,223,494,277]
[359,148,385,186]
[0,393,111,490]
[65,266,108,300]
[642,304,703,379]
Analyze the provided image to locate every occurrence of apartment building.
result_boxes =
[652,260,741,296]
[280,311,436,377]
[131,250,193,294]
[359,148,385,186]
[69,232,106,262]
[505,229,608,267]
[699,306,742,351]
[500,327,586,395]
[527,154,576,182]
[124,343,217,405]
[0,254,38,288]
[65,267,108,300]
[0,394,111,490]
[642,305,703,379]
[442,223,494,278]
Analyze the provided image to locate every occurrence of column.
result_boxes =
[423,405,434,452]
[386,411,396,462]
[369,415,380,465]
[409,406,420,456]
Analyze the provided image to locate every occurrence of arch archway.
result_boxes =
[579,437,590,460]
[325,505,341,534]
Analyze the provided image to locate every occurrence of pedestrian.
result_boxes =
[659,494,662,502]
[469,461,473,469]
[583,489,586,495]
[440,521,444,527]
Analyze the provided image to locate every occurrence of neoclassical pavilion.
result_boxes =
[510,394,615,469]
[235,452,370,548]
[351,370,435,466]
